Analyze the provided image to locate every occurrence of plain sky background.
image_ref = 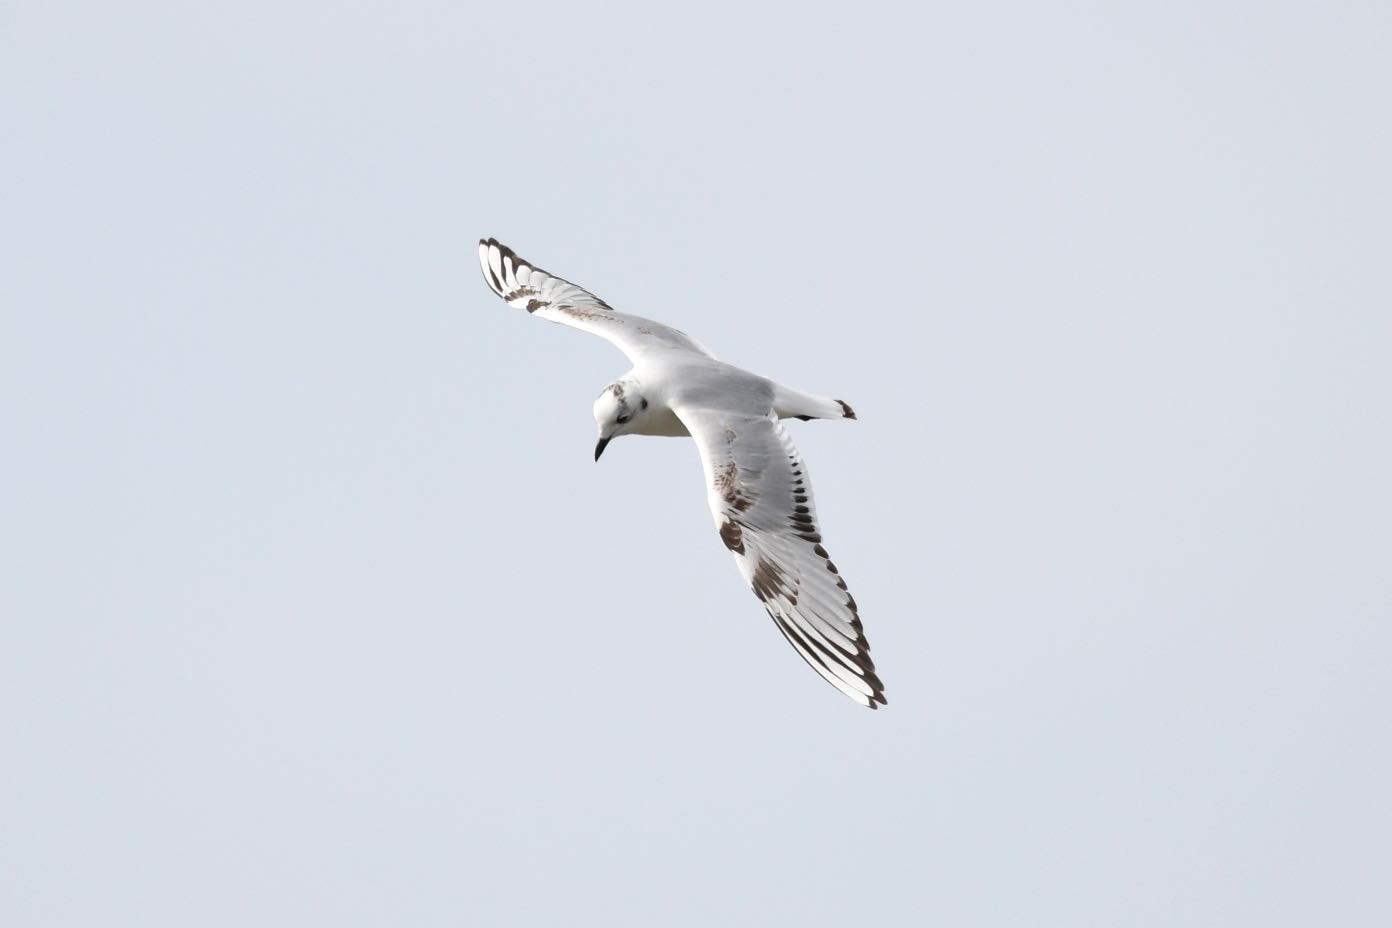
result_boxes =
[3,2,1390,925]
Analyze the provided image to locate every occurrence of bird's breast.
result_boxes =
[635,405,691,437]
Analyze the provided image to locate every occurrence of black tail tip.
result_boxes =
[836,400,857,420]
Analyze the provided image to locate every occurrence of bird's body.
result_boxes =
[600,356,838,437]
[478,238,886,708]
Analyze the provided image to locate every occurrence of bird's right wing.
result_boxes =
[479,239,713,362]
[674,406,886,708]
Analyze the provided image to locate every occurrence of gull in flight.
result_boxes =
[478,239,887,708]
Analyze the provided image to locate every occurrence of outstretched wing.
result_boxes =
[478,238,713,362]
[674,406,886,708]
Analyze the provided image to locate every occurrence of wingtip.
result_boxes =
[836,399,857,420]
[861,672,887,708]
[854,687,888,709]
[478,239,505,298]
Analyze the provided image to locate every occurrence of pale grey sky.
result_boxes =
[3,2,1390,925]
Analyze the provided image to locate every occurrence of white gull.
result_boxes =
[478,238,886,708]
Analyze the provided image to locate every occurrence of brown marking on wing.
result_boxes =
[713,460,756,513]
[750,556,796,606]
[714,460,737,492]
[556,305,613,323]
[719,519,745,554]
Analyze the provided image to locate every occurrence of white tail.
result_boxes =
[772,384,857,422]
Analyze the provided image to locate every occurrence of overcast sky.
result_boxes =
[3,2,1390,925]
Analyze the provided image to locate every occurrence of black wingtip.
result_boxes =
[836,399,857,420]
[480,237,515,260]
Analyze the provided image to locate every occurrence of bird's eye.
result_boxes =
[641,398,649,409]
[616,414,631,424]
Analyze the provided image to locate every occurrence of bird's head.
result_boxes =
[592,380,649,461]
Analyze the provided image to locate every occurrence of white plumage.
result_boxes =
[478,238,886,708]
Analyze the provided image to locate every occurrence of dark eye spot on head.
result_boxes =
[616,414,631,424]
[641,398,649,409]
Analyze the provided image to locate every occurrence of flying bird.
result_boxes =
[477,239,886,708]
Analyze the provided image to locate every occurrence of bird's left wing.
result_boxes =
[673,406,887,708]
[479,238,713,362]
